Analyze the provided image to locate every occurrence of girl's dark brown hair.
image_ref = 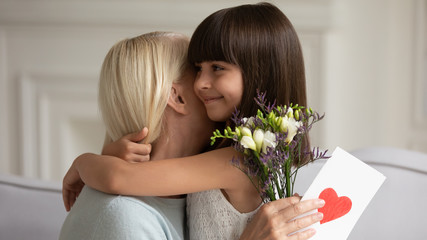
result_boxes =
[189,2,311,163]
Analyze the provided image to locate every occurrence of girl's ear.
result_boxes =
[167,84,189,115]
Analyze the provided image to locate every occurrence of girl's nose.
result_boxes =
[194,70,211,90]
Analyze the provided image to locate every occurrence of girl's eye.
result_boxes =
[212,65,224,71]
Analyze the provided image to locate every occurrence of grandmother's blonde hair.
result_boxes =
[99,32,190,144]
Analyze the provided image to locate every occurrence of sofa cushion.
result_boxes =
[0,174,67,240]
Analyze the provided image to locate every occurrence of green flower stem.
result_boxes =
[267,186,276,201]
[285,159,292,198]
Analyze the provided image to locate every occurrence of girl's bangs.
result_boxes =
[188,14,234,65]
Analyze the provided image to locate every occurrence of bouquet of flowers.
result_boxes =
[211,91,329,202]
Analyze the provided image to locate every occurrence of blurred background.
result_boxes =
[0,0,425,182]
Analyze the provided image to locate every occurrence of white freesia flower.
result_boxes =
[240,136,257,151]
[280,116,289,132]
[241,127,252,137]
[286,121,301,143]
[253,129,264,153]
[262,131,277,154]
[280,116,302,143]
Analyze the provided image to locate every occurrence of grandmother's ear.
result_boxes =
[167,84,189,115]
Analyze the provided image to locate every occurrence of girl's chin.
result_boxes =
[207,111,232,123]
[207,113,225,122]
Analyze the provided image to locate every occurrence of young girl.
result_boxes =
[63,3,324,239]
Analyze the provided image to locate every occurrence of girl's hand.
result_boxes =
[239,196,325,240]
[102,127,152,163]
[62,158,85,212]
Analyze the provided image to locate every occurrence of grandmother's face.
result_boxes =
[178,67,216,150]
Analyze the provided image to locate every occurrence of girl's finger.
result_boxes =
[62,189,70,211]
[287,212,323,234]
[130,143,152,156]
[279,198,325,222]
[70,196,76,209]
[288,228,316,240]
[129,154,150,163]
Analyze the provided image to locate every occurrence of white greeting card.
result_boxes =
[301,147,386,240]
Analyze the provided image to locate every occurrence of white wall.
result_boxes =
[0,0,425,181]
[324,0,427,152]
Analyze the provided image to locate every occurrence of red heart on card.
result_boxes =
[318,188,352,224]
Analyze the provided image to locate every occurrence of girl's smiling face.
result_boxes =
[193,61,244,122]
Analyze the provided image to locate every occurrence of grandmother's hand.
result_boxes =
[239,196,324,240]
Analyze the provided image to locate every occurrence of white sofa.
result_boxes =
[0,173,67,240]
[1,147,426,239]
